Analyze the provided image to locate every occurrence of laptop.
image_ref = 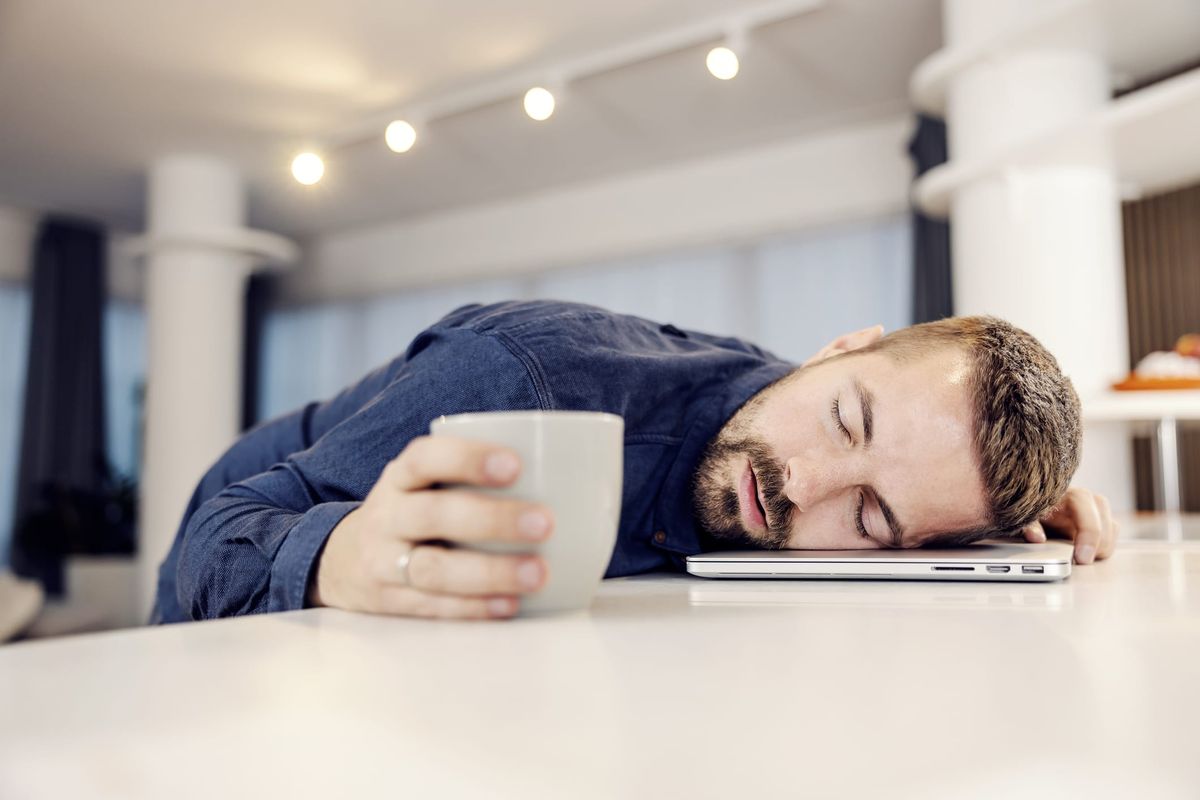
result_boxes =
[686,541,1073,582]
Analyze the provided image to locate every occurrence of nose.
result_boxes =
[784,456,844,512]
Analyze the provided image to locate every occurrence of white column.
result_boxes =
[943,0,1134,511]
[0,206,37,283]
[137,157,252,617]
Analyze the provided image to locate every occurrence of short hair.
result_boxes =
[851,315,1082,546]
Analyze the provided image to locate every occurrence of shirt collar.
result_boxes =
[653,361,795,555]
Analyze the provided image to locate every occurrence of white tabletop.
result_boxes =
[3,537,1199,799]
[1082,389,1200,422]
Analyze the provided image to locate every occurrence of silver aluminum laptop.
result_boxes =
[686,541,1073,582]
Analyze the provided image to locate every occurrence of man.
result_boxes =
[151,300,1118,623]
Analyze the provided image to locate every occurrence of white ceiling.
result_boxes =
[0,0,940,236]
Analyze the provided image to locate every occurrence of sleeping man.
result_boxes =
[151,300,1118,623]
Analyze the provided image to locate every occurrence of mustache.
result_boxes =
[693,431,798,550]
[750,447,795,539]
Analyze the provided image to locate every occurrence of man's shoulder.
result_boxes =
[434,300,619,335]
[429,299,784,364]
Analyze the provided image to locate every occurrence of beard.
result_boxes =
[691,432,796,550]
[692,366,804,549]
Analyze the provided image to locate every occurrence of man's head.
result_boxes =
[692,315,1082,550]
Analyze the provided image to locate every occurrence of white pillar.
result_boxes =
[137,157,252,618]
[0,206,37,283]
[943,0,1134,511]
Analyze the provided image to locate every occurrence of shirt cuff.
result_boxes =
[269,501,361,613]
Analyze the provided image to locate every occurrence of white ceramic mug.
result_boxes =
[429,411,624,615]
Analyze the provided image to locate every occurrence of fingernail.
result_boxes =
[518,510,550,539]
[1031,529,1047,543]
[1077,544,1096,564]
[485,452,519,481]
[518,560,543,589]
[488,598,514,616]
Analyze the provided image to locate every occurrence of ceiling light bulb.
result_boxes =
[706,46,739,80]
[291,152,324,185]
[385,120,417,153]
[523,87,556,121]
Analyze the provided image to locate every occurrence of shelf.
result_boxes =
[910,0,1200,114]
[1082,388,1200,422]
[121,226,300,268]
[1110,66,1200,200]
[913,66,1200,216]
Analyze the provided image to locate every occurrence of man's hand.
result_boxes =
[1019,486,1119,564]
[310,435,554,619]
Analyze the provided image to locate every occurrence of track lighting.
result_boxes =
[523,87,556,121]
[290,0,825,182]
[385,120,418,153]
[706,46,740,80]
[291,152,324,185]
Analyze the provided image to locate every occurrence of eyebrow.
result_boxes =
[854,377,905,548]
[855,378,874,447]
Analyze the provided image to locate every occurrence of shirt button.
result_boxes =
[653,530,667,544]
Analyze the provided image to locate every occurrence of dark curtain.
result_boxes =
[909,115,954,324]
[241,272,275,431]
[10,218,131,595]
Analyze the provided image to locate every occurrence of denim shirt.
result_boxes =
[152,300,793,623]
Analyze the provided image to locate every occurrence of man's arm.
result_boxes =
[174,326,549,620]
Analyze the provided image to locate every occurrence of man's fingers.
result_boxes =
[379,435,520,492]
[372,585,519,620]
[1031,487,1120,564]
[1066,489,1104,564]
[390,544,548,596]
[389,491,553,545]
[1022,520,1047,543]
[1094,493,1117,560]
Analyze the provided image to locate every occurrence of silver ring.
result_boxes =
[396,545,415,586]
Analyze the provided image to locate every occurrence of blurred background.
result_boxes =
[0,0,1198,638]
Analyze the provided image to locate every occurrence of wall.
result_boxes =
[287,115,913,303]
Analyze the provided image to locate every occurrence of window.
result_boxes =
[0,285,31,568]
[257,215,913,421]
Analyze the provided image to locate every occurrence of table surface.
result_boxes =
[3,528,1200,799]
[1082,389,1200,421]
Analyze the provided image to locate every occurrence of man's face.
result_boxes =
[693,347,990,550]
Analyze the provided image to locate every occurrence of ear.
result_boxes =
[831,324,885,353]
[802,324,885,367]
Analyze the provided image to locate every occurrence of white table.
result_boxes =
[3,533,1200,799]
[1083,389,1200,515]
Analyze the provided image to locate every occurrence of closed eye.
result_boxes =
[855,489,870,539]
[831,398,852,443]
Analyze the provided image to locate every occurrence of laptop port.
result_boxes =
[1022,565,1045,574]
[932,566,975,571]
[986,565,1011,574]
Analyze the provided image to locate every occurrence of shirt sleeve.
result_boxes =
[174,326,548,620]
